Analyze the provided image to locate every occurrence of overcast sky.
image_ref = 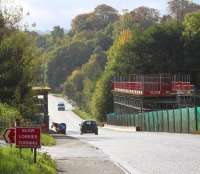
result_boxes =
[15,0,200,31]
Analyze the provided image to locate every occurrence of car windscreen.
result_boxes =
[58,103,65,106]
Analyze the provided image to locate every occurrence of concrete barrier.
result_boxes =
[103,124,136,132]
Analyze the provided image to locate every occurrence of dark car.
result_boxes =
[80,120,98,135]
[57,102,65,111]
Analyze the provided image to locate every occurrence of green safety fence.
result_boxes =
[107,107,200,134]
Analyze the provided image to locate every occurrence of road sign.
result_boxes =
[3,128,15,144]
[16,127,41,148]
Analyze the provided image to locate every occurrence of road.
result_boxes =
[49,94,200,174]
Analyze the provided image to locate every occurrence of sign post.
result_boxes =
[34,148,37,163]
[15,127,41,163]
[4,127,41,163]
[15,127,41,148]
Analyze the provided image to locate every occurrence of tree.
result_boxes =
[64,68,83,103]
[130,6,160,31]
[95,31,113,50]
[168,0,200,21]
[51,26,64,40]
[113,6,160,38]
[0,31,37,116]
[89,30,133,120]
[0,1,40,118]
[0,0,24,29]
[131,22,184,73]
[183,11,200,38]
[71,4,118,32]
[183,12,200,84]
[94,4,119,22]
[107,29,133,73]
[94,4,118,15]
[47,41,94,89]
[90,71,113,121]
[64,50,107,111]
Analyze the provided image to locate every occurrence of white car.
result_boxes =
[57,102,65,111]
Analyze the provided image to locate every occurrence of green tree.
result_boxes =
[90,71,113,121]
[183,11,200,38]
[89,30,133,120]
[0,30,38,117]
[130,22,185,73]
[48,41,94,89]
[183,12,200,84]
[71,4,118,33]
[51,26,64,40]
[64,50,107,111]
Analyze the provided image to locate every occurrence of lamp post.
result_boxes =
[0,0,2,12]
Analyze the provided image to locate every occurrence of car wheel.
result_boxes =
[95,131,98,135]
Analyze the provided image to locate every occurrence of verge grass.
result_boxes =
[72,108,105,126]
[0,147,56,174]
[73,108,95,120]
[41,133,56,146]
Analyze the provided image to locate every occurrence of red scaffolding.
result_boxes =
[112,74,198,115]
[112,74,193,97]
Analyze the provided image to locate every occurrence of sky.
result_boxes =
[14,0,200,32]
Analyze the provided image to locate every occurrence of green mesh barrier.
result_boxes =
[188,108,196,133]
[174,109,181,133]
[163,110,169,132]
[149,112,154,132]
[153,112,159,132]
[197,107,200,131]
[144,113,149,131]
[158,111,163,132]
[181,108,189,133]
[168,110,175,133]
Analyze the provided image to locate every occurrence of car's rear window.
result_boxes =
[85,121,96,125]
[58,103,65,106]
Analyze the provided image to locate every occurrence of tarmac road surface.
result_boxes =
[49,94,200,174]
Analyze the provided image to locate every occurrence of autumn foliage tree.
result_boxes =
[71,4,119,32]
[168,0,200,21]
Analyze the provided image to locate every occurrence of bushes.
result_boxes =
[0,103,21,122]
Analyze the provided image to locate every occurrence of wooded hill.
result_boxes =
[36,1,200,121]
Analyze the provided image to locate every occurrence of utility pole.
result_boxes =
[180,0,184,21]
[0,0,2,12]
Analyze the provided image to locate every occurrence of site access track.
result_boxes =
[46,94,200,174]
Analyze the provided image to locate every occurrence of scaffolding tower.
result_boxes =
[112,74,200,115]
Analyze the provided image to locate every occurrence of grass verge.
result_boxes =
[73,108,105,126]
[73,108,95,120]
[52,93,63,97]
[0,147,56,174]
[41,133,56,146]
